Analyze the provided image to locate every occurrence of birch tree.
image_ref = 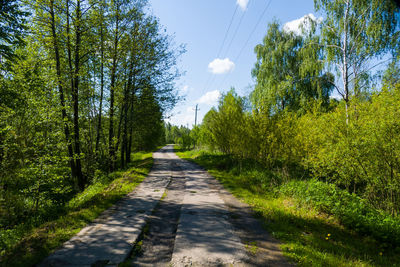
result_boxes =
[315,0,400,122]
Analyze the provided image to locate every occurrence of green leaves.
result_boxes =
[281,179,400,245]
[297,85,400,213]
[315,0,400,102]
[0,0,28,60]
[0,0,183,253]
[200,89,249,157]
[252,20,333,114]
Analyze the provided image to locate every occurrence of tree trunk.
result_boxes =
[109,11,119,172]
[115,101,124,168]
[125,64,137,165]
[121,61,134,168]
[121,99,129,168]
[73,0,85,190]
[127,128,132,163]
[109,69,115,171]
[49,0,76,180]
[120,81,127,169]
[123,100,131,165]
[343,0,350,125]
[66,0,74,101]
[95,22,105,158]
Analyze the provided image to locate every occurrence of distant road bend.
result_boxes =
[41,145,291,266]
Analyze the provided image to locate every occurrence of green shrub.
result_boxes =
[280,179,400,246]
[299,87,400,213]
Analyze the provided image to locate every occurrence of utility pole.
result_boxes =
[194,104,200,127]
[193,104,200,149]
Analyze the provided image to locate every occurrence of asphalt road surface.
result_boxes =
[41,145,291,267]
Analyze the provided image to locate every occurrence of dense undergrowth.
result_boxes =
[0,151,153,267]
[175,146,400,266]
[280,180,400,246]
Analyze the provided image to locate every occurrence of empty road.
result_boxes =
[41,145,290,267]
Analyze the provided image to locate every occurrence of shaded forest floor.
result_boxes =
[0,151,154,267]
[175,146,400,267]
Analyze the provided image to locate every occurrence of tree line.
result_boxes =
[0,0,182,228]
[192,0,400,214]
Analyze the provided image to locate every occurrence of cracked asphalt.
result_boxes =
[40,145,291,267]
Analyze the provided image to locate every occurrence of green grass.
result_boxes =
[0,151,154,267]
[175,146,400,267]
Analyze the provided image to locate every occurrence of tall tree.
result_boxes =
[201,89,246,155]
[94,0,108,158]
[118,12,183,167]
[0,0,27,60]
[107,0,142,170]
[31,0,91,190]
[48,0,76,181]
[0,0,184,239]
[71,0,86,189]
[252,19,333,114]
[315,0,400,122]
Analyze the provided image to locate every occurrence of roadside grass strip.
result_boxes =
[0,151,153,267]
[175,147,400,267]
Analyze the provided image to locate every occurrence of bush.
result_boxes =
[280,179,400,246]
[298,87,400,213]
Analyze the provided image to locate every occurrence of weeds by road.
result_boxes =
[1,151,153,267]
[175,146,400,267]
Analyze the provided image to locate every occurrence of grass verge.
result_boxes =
[175,146,400,267]
[0,151,154,267]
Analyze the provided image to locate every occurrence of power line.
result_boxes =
[201,75,213,95]
[216,4,239,58]
[234,0,271,63]
[205,1,258,96]
[201,3,239,96]
[223,0,251,58]
[217,0,272,92]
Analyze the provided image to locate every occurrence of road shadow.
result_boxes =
[40,146,291,267]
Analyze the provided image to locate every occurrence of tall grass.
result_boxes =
[0,151,153,267]
[176,147,400,266]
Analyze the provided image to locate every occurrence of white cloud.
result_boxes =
[330,91,342,101]
[283,13,323,35]
[164,106,194,127]
[181,85,189,93]
[198,90,221,106]
[208,58,235,74]
[236,0,249,10]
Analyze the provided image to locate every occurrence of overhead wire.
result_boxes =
[200,3,239,96]
[222,1,250,58]
[216,0,272,92]
[216,4,239,58]
[234,0,272,63]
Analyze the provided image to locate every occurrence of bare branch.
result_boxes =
[327,79,344,98]
[348,57,394,84]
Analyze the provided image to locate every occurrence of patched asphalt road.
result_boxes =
[41,145,291,267]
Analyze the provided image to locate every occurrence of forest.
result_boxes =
[1,0,400,265]
[0,0,183,261]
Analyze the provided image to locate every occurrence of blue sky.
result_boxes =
[148,0,318,127]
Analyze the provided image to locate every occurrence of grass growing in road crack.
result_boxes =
[0,151,154,267]
[122,186,168,266]
[245,241,258,255]
[175,146,400,267]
